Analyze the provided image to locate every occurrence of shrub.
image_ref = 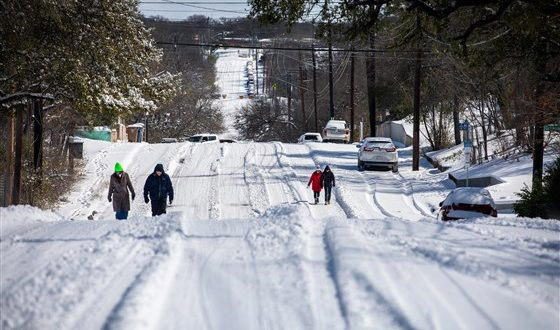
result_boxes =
[514,157,560,219]
[514,182,548,218]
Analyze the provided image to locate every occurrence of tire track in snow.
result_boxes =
[323,221,416,329]
[1,220,166,330]
[392,171,435,218]
[103,233,185,330]
[361,170,425,221]
[243,143,270,216]
[208,144,227,219]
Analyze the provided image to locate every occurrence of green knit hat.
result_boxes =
[114,162,124,172]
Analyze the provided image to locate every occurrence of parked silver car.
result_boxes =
[357,137,398,172]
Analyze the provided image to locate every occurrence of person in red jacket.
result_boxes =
[307,165,323,204]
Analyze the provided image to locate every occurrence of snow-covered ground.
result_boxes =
[1,139,559,330]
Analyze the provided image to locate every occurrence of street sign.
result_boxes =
[459,120,470,130]
[544,124,560,132]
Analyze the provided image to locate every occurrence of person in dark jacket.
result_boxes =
[108,162,135,220]
[321,165,335,205]
[143,163,174,216]
[307,165,323,204]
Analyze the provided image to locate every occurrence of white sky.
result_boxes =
[138,0,251,20]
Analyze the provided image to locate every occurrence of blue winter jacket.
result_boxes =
[143,164,174,202]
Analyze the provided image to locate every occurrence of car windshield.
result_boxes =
[189,136,202,142]
[305,135,319,140]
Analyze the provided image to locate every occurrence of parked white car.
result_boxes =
[322,120,350,143]
[357,137,398,172]
[298,133,323,143]
[188,134,219,143]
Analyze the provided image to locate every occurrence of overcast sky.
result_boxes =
[138,0,251,20]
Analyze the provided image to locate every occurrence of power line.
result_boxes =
[155,41,430,53]
[157,0,247,14]
[140,1,249,3]
[143,9,248,13]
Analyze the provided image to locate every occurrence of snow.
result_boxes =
[1,196,559,329]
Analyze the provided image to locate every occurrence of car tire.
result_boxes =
[392,164,398,173]
[358,161,365,171]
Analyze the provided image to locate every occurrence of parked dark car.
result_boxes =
[438,187,498,221]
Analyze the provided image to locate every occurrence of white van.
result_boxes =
[188,134,219,143]
[322,120,350,143]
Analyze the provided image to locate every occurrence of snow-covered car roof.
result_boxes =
[191,133,218,137]
[303,133,321,136]
[442,187,496,207]
[325,120,346,129]
[363,137,392,143]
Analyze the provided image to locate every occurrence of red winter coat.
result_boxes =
[308,170,323,192]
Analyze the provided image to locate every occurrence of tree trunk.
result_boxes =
[453,96,461,145]
[13,104,24,205]
[480,95,488,160]
[33,99,44,180]
[532,61,546,188]
[412,47,422,171]
[4,109,14,206]
[328,37,334,119]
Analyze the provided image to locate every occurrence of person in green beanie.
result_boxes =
[107,162,135,220]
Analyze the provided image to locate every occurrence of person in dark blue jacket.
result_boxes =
[143,163,174,216]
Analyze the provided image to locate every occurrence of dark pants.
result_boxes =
[151,198,167,216]
[115,211,128,220]
[313,191,320,203]
[324,185,333,202]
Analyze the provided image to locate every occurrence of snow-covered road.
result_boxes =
[1,140,559,330]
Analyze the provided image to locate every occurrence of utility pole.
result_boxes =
[13,104,24,204]
[255,49,259,96]
[298,51,307,131]
[33,99,43,173]
[262,51,266,94]
[4,109,14,206]
[412,15,422,171]
[312,44,318,132]
[366,34,377,137]
[328,32,335,119]
[412,47,422,171]
[350,48,355,142]
[287,74,292,122]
